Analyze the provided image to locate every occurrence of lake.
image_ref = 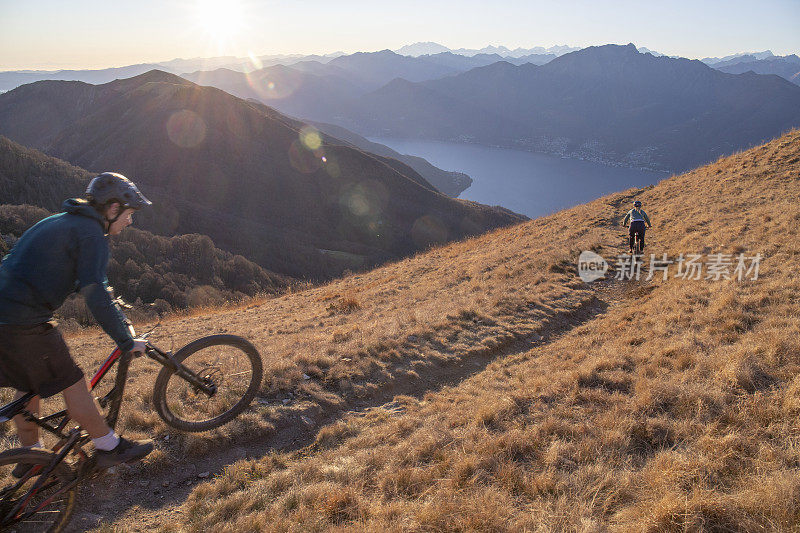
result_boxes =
[370,138,668,219]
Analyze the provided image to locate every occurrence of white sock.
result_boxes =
[92,430,120,451]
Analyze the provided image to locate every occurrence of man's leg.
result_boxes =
[12,392,40,447]
[61,378,111,439]
[61,377,153,466]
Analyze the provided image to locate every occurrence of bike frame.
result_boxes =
[6,340,217,440]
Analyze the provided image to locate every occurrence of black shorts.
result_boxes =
[0,321,84,398]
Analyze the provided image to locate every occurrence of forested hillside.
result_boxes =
[0,137,289,326]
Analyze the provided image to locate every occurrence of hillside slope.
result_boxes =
[169,132,800,531]
[14,130,799,531]
[181,68,473,196]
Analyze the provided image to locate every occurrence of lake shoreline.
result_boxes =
[369,137,668,219]
[369,135,675,174]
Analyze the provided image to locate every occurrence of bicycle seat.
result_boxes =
[0,392,36,423]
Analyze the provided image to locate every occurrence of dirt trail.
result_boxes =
[68,270,638,532]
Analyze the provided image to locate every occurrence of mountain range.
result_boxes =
[701,50,776,64]
[328,44,800,171]
[0,71,522,280]
[0,53,345,92]
[713,54,800,85]
[394,42,579,57]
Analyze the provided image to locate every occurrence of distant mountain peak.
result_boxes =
[107,69,192,88]
[702,50,775,64]
[395,42,451,57]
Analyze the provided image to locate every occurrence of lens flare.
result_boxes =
[166,110,207,148]
[247,51,263,71]
[300,126,322,151]
[412,215,448,247]
[324,156,341,178]
[288,140,322,174]
[246,70,299,101]
[347,191,370,216]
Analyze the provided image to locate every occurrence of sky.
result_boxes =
[1,0,798,70]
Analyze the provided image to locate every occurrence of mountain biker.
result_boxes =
[623,200,652,254]
[0,172,154,475]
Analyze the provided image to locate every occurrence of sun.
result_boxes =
[194,0,245,43]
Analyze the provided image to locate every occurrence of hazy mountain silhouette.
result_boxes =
[713,54,800,85]
[338,44,800,171]
[0,63,179,93]
[395,42,451,57]
[420,52,554,71]
[181,67,469,195]
[307,121,472,197]
[0,53,345,93]
[0,71,522,279]
[324,50,459,89]
[393,42,578,58]
[183,65,366,123]
[701,50,775,65]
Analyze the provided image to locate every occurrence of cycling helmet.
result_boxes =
[633,200,642,207]
[86,172,151,210]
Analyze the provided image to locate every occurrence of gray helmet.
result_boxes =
[633,200,642,207]
[86,172,151,209]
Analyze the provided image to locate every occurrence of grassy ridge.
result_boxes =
[170,130,800,531]
[4,130,797,530]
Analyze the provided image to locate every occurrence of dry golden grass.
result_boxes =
[8,131,800,531]
[169,131,800,531]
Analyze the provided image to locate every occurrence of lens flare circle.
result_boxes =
[299,126,322,151]
[411,215,448,247]
[288,140,322,174]
[166,110,207,148]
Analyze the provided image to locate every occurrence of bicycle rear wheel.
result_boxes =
[152,335,263,432]
[633,233,642,255]
[0,449,77,533]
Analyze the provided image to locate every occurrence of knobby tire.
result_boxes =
[152,335,263,432]
[0,449,77,533]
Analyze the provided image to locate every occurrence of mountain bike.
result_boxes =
[0,324,262,532]
[626,225,646,260]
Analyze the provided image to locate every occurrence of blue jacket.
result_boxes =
[0,199,134,352]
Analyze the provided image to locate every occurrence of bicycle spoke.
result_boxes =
[0,450,76,532]
[154,336,262,432]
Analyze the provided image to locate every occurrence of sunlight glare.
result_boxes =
[194,0,245,42]
[248,51,263,70]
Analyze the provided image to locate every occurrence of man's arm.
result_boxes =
[76,235,135,352]
[643,211,652,227]
[622,211,631,227]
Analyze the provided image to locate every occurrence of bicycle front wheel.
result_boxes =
[153,335,263,432]
[0,448,77,533]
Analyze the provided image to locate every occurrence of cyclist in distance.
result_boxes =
[0,172,154,475]
[623,200,652,254]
